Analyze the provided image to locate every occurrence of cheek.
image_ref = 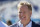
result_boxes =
[26,13,30,18]
[19,14,21,19]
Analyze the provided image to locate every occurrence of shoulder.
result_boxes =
[32,21,40,27]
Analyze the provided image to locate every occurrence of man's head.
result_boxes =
[18,2,32,25]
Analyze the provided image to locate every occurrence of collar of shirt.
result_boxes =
[17,21,32,27]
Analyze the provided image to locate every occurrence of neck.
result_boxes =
[23,19,31,27]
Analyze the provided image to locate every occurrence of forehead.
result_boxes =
[19,5,29,11]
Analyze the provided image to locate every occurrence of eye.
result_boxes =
[19,12,22,13]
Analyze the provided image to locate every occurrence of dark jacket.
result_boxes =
[32,21,40,27]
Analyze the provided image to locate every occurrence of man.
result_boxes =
[10,2,40,27]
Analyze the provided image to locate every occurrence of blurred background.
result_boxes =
[0,0,40,26]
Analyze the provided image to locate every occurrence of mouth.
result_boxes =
[21,16,26,20]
